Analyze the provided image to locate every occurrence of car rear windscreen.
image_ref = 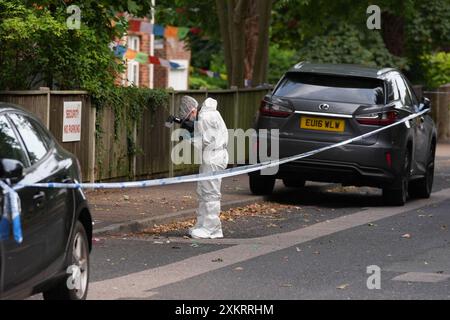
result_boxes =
[274,73,385,105]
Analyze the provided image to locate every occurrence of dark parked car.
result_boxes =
[0,102,92,300]
[250,62,437,206]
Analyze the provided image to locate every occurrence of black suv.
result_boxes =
[0,103,92,300]
[251,63,437,206]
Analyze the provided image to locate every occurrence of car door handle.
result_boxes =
[33,191,46,208]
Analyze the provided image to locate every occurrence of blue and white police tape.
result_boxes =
[16,109,430,190]
[0,109,429,244]
[0,180,23,244]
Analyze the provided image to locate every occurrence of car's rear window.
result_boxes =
[274,73,385,105]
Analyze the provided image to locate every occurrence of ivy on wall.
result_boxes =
[92,86,169,179]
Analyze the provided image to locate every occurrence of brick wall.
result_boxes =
[126,17,152,88]
[120,17,191,89]
[153,47,168,89]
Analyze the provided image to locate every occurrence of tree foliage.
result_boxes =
[0,0,151,91]
[297,24,408,69]
[421,52,450,89]
[271,0,450,82]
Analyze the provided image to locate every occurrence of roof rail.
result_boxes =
[377,68,396,76]
[293,61,307,70]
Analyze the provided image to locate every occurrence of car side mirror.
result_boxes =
[420,97,431,111]
[0,159,24,183]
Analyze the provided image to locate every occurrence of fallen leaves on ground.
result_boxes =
[401,233,411,239]
[143,220,196,235]
[138,202,297,236]
[221,202,296,222]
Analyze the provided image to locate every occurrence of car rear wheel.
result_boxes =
[282,178,306,189]
[409,143,436,199]
[43,221,90,300]
[383,151,411,206]
[249,173,275,195]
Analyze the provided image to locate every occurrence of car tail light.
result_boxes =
[386,152,392,168]
[355,110,398,126]
[260,100,293,118]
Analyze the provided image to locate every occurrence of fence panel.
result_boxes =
[0,91,49,127]
[95,106,130,181]
[424,83,450,141]
[49,92,94,182]
[136,104,172,178]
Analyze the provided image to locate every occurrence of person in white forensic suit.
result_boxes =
[178,96,229,239]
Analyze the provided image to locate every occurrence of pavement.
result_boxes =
[89,143,450,236]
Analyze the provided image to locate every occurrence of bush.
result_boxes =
[268,44,298,84]
[297,24,408,70]
[421,52,450,89]
[189,72,227,90]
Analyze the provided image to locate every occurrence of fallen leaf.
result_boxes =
[337,284,350,290]
[212,258,223,263]
[234,267,244,271]
[280,283,293,288]
[401,234,411,239]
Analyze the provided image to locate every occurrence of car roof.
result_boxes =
[288,62,398,79]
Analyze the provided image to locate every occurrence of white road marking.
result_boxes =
[89,188,450,300]
[392,272,450,283]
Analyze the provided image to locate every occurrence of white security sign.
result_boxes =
[63,101,82,142]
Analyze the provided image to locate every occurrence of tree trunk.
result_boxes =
[216,0,271,88]
[252,0,272,86]
[228,0,248,88]
[245,1,258,83]
[215,0,233,87]
[381,11,405,57]
[216,0,248,88]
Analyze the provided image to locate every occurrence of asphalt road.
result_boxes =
[32,157,450,300]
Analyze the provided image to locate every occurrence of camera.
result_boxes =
[165,115,183,128]
[165,115,195,135]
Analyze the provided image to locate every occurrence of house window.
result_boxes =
[127,36,140,86]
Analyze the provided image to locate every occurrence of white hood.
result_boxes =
[201,98,218,112]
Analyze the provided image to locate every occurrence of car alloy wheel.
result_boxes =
[72,232,89,299]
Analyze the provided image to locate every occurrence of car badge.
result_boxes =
[319,104,330,111]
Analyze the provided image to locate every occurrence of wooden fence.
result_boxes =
[0,87,271,182]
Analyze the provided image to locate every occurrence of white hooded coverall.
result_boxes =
[190,98,229,239]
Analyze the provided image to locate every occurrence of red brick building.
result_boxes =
[120,17,191,90]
